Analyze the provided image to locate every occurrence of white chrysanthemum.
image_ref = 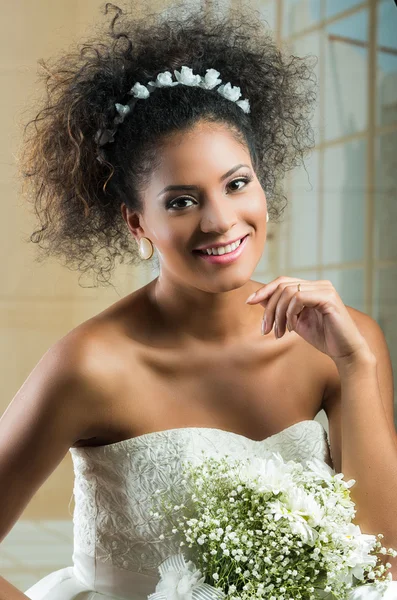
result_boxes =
[286,487,325,527]
[264,488,323,545]
[239,454,295,495]
[342,524,378,581]
[306,457,335,478]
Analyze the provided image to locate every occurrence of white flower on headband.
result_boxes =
[95,65,251,148]
[174,66,202,86]
[147,71,179,89]
[199,68,222,89]
[236,98,250,113]
[129,82,151,98]
[113,103,131,124]
[216,81,242,102]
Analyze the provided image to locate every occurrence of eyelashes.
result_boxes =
[166,174,253,211]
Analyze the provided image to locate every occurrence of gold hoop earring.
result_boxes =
[138,237,154,260]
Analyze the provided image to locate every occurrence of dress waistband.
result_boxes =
[73,549,159,600]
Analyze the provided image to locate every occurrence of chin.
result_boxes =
[192,270,255,294]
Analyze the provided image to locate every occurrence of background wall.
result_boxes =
[1,0,396,523]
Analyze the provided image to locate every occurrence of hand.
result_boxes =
[246,277,372,364]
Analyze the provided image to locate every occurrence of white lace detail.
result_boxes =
[69,421,333,575]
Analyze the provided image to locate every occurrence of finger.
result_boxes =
[265,284,318,337]
[246,278,306,305]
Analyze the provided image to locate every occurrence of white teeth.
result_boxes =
[204,238,243,255]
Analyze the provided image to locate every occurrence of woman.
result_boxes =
[1,1,397,599]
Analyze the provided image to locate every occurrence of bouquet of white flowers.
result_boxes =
[147,450,397,600]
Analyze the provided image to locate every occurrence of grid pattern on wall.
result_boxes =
[248,0,397,417]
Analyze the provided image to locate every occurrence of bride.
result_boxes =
[1,1,397,598]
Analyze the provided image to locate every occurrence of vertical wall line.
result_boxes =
[366,0,377,317]
[318,0,326,280]
[276,0,284,278]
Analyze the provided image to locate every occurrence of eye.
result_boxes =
[166,175,253,211]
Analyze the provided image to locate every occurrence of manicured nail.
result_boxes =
[246,292,257,303]
[274,322,279,338]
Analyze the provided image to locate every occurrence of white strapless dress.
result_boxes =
[24,421,397,600]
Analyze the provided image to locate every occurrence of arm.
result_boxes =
[0,576,31,600]
[323,307,397,577]
[0,328,104,598]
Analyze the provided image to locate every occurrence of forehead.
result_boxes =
[154,121,251,178]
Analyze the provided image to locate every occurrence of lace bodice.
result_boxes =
[69,421,333,579]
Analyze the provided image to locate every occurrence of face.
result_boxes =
[123,121,268,293]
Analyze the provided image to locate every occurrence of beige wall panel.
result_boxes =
[0,0,77,69]
[2,0,205,523]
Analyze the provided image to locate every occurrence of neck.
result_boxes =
[147,274,265,345]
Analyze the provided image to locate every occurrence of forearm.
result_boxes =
[336,351,397,576]
[0,576,30,600]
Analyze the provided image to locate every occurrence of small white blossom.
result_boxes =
[129,82,151,98]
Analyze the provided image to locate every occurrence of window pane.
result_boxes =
[322,268,365,312]
[376,0,397,127]
[322,140,366,265]
[374,131,397,261]
[288,31,322,144]
[282,0,322,38]
[324,9,368,141]
[325,0,365,20]
[257,0,277,32]
[290,151,319,269]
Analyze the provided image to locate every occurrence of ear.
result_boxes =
[121,203,146,241]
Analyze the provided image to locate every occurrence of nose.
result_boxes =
[200,196,238,234]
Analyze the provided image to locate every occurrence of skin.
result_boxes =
[73,118,330,446]
[121,119,270,346]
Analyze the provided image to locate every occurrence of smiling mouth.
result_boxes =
[193,235,248,256]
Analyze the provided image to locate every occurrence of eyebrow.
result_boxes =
[156,163,251,197]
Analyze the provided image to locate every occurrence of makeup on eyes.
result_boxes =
[164,172,253,211]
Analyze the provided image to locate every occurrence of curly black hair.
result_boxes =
[18,0,317,287]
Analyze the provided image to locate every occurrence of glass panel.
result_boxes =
[324,9,368,141]
[325,0,365,20]
[287,268,320,280]
[322,139,366,265]
[290,150,319,269]
[288,31,322,144]
[257,0,277,32]
[376,0,397,127]
[255,245,271,274]
[322,268,365,312]
[282,0,322,38]
[278,211,290,271]
[374,131,397,261]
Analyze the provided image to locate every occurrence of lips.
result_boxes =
[193,235,247,253]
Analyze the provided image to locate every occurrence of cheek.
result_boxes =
[244,194,267,222]
[147,218,187,250]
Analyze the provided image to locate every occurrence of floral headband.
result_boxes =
[95,66,250,148]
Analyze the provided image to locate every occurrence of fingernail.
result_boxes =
[261,315,267,335]
[275,322,279,338]
[246,292,257,303]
